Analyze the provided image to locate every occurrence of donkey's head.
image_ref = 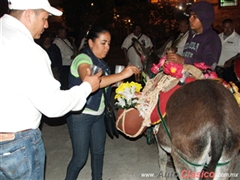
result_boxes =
[132,37,180,80]
[132,38,160,80]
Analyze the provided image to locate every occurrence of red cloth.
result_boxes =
[150,77,195,125]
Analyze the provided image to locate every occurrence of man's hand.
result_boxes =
[83,69,102,93]
[167,53,184,64]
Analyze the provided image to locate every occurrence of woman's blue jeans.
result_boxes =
[0,129,45,180]
[65,113,106,180]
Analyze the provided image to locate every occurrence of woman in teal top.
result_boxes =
[65,26,139,180]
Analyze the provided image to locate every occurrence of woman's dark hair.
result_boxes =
[86,26,110,42]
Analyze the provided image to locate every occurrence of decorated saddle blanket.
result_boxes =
[150,77,195,125]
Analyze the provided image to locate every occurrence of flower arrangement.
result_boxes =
[222,81,240,107]
[115,82,147,137]
[150,56,219,80]
[230,82,240,107]
[150,55,166,74]
[150,55,183,79]
[193,62,218,79]
[150,58,240,106]
[164,62,183,78]
[114,81,142,109]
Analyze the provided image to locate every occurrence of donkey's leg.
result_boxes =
[155,138,168,180]
[155,124,172,180]
[170,150,203,180]
[213,153,239,180]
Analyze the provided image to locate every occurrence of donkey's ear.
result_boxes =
[132,38,147,57]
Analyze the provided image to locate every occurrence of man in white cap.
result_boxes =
[0,0,102,179]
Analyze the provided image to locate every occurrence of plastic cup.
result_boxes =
[135,65,143,83]
[115,65,125,74]
[91,65,102,75]
[115,65,125,87]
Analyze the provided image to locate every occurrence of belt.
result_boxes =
[0,129,31,142]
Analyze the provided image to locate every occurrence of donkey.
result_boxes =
[157,79,240,180]
[132,38,240,180]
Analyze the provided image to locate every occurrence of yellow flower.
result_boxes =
[114,93,121,99]
[230,82,240,107]
[170,67,177,73]
[115,82,142,98]
[114,81,142,109]
[233,93,240,107]
[129,81,142,92]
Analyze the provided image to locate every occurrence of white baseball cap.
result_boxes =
[8,0,63,16]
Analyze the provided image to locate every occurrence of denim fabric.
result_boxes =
[65,113,106,180]
[0,129,45,180]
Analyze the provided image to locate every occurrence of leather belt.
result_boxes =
[0,129,31,142]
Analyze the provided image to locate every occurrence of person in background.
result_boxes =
[167,1,221,67]
[65,26,140,180]
[0,0,101,179]
[160,18,190,56]
[121,23,153,69]
[145,30,156,51]
[78,24,92,52]
[121,23,153,83]
[41,32,62,81]
[173,18,190,56]
[68,32,79,54]
[53,27,78,90]
[218,18,240,66]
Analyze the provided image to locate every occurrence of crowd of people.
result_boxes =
[38,2,240,87]
[1,0,239,180]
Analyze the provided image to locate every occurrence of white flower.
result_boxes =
[122,86,136,102]
[116,97,126,107]
[136,95,149,118]
[114,81,143,109]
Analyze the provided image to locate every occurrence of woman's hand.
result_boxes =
[96,65,140,88]
[120,65,140,78]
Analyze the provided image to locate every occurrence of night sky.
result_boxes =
[0,0,8,17]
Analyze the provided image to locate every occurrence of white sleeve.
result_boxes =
[121,35,132,49]
[66,82,92,111]
[145,35,153,48]
[22,47,92,117]
[237,35,240,53]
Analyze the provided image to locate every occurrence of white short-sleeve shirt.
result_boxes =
[218,31,240,66]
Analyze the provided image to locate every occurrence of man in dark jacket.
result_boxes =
[167,1,221,67]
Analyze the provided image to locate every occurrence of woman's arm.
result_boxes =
[77,63,140,88]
